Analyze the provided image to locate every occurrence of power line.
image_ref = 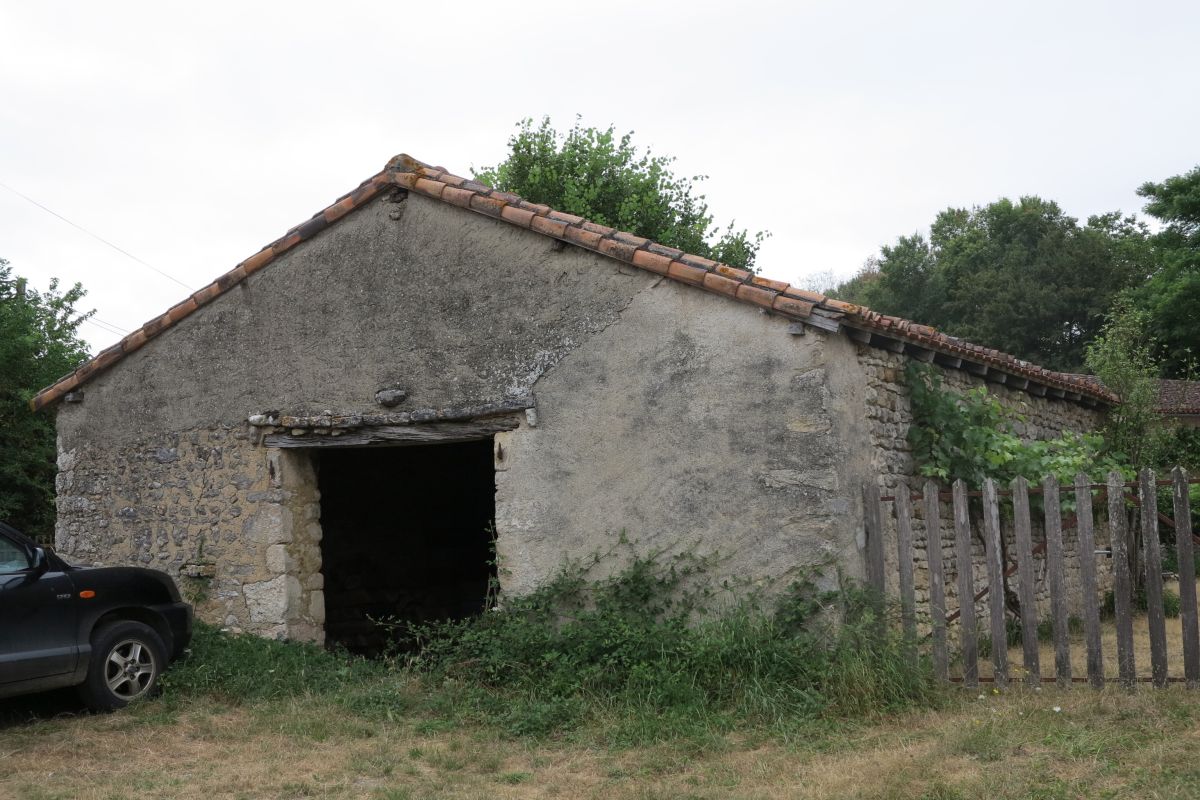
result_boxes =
[85,316,132,337]
[0,179,195,291]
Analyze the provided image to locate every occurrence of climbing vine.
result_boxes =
[904,362,1127,490]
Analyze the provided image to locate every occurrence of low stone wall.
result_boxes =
[856,346,1113,632]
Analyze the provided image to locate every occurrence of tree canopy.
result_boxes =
[1126,165,1200,376]
[474,117,769,271]
[0,259,92,540]
[831,198,1147,372]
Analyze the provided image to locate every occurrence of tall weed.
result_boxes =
[166,550,934,741]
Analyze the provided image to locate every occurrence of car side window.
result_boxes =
[0,535,32,573]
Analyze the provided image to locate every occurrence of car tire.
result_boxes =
[78,620,166,711]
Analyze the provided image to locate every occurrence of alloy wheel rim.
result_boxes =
[104,639,156,700]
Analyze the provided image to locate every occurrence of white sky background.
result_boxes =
[2,0,1197,354]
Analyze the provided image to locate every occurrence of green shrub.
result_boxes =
[396,553,933,737]
[1101,587,1181,619]
[165,552,934,741]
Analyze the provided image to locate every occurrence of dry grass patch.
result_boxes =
[3,687,1200,799]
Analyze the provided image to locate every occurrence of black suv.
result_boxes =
[0,522,192,710]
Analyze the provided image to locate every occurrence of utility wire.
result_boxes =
[0,179,196,291]
[85,316,131,337]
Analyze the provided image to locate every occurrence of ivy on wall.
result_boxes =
[903,362,1127,490]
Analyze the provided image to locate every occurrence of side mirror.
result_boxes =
[30,547,50,577]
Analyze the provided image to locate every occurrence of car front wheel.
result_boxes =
[79,620,166,711]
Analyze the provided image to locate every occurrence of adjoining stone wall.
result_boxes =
[855,346,1113,633]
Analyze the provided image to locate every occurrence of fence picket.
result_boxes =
[1042,476,1071,687]
[1173,467,1199,689]
[894,481,918,652]
[924,480,948,682]
[1109,471,1136,689]
[1074,472,1103,689]
[953,480,978,688]
[863,482,886,597]
[982,478,1008,687]
[1140,469,1169,688]
[1012,476,1041,687]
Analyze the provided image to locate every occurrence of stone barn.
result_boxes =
[33,154,1114,648]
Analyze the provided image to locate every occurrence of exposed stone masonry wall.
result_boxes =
[55,428,324,642]
[857,347,1112,636]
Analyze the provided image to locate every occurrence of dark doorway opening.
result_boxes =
[317,439,496,655]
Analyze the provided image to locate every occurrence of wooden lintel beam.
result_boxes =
[805,311,842,334]
[265,419,520,448]
[786,322,806,336]
[846,327,872,344]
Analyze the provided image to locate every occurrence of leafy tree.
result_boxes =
[0,259,92,541]
[1083,300,1177,469]
[475,117,769,270]
[832,198,1149,371]
[1126,165,1200,377]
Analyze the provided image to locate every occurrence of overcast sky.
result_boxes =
[2,1,1197,353]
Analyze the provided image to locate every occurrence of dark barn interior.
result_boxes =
[316,439,496,654]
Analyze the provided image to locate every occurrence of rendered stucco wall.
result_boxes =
[52,191,873,638]
[494,283,870,597]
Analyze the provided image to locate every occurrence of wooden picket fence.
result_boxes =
[863,467,1199,689]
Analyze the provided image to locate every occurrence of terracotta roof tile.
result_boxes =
[714,263,751,283]
[500,205,537,228]
[666,260,708,286]
[468,194,506,217]
[647,242,684,260]
[680,253,718,270]
[702,271,742,298]
[613,231,650,248]
[598,238,639,262]
[565,225,604,250]
[413,177,446,199]
[773,296,816,317]
[442,186,474,208]
[530,215,569,238]
[581,221,615,236]
[122,328,149,354]
[736,283,778,310]
[750,275,790,293]
[632,249,673,274]
[29,153,1120,412]
[548,210,585,225]
[1158,379,1200,414]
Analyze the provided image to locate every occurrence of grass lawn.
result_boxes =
[2,681,1199,799]
[5,568,1198,799]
